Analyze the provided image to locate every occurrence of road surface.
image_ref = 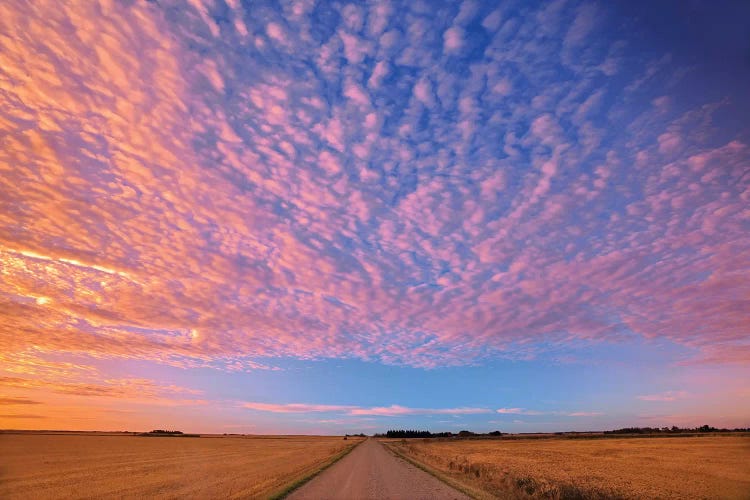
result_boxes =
[288,438,470,500]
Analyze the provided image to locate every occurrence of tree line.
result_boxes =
[372,425,749,439]
[373,429,504,438]
[604,425,749,434]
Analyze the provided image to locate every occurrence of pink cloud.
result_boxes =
[340,4,364,32]
[482,9,503,31]
[658,131,681,154]
[318,150,343,176]
[344,78,371,107]
[1,0,747,382]
[266,22,285,43]
[530,114,563,145]
[368,60,389,89]
[443,26,463,53]
[492,78,512,96]
[564,3,597,47]
[242,402,357,413]
[241,402,491,416]
[339,31,371,65]
[188,0,220,38]
[637,391,689,402]
[495,408,602,417]
[496,408,544,415]
[350,405,492,416]
[413,77,435,106]
[368,3,391,36]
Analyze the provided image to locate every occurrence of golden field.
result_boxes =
[385,435,750,499]
[0,433,361,499]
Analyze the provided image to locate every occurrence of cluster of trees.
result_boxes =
[373,429,505,438]
[372,426,749,440]
[148,430,184,434]
[374,429,433,438]
[604,425,748,434]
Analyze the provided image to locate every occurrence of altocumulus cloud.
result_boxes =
[0,0,748,401]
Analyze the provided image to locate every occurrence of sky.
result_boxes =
[1,0,749,434]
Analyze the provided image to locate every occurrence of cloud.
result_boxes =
[443,26,463,53]
[266,22,285,43]
[344,78,371,107]
[242,402,357,413]
[368,60,389,89]
[0,348,205,407]
[350,405,492,416]
[495,408,602,417]
[496,408,543,415]
[0,0,747,381]
[637,391,689,402]
[339,31,371,65]
[413,77,435,106]
[657,131,681,154]
[0,397,42,405]
[242,402,491,416]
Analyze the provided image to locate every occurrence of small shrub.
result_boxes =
[557,484,588,500]
[473,465,481,478]
[516,477,536,495]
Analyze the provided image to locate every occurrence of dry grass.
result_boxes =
[0,433,362,499]
[384,435,750,499]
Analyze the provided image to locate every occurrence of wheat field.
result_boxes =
[386,435,750,499]
[0,433,360,499]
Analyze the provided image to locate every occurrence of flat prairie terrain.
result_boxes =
[385,435,750,499]
[0,433,360,499]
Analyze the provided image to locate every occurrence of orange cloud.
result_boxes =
[0,397,42,405]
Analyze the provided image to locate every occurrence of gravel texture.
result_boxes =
[289,438,470,500]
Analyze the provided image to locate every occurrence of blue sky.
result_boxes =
[1,0,749,433]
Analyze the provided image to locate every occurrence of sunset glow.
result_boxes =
[1,0,749,434]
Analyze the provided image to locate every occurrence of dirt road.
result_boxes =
[288,438,470,500]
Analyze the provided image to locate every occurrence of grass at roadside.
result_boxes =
[382,440,491,500]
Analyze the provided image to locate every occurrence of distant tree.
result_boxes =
[377,429,433,438]
[603,425,732,435]
[698,424,717,433]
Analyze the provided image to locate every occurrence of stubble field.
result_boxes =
[385,435,750,499]
[0,433,360,499]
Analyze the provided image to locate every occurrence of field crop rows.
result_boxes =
[384,435,750,499]
[0,433,361,499]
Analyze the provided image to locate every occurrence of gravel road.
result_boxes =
[287,438,470,500]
